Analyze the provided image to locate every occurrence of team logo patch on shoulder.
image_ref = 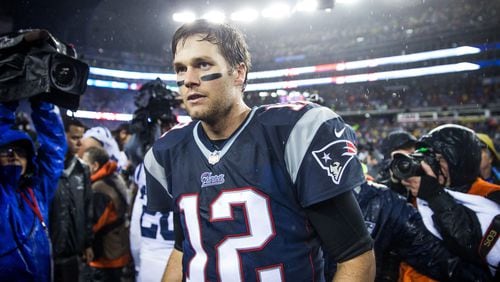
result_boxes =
[200,172,225,188]
[312,140,357,184]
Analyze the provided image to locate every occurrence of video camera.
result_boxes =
[390,147,440,180]
[125,78,180,168]
[130,78,179,133]
[0,29,89,111]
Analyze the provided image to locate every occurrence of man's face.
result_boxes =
[173,34,245,123]
[480,148,493,177]
[0,145,28,175]
[66,125,85,156]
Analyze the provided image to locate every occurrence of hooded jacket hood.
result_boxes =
[417,124,481,189]
[0,128,37,182]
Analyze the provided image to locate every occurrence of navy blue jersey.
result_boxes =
[145,102,364,282]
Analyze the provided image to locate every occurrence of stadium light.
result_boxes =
[202,10,226,23]
[66,109,192,123]
[231,8,259,22]
[173,11,196,23]
[245,62,480,91]
[295,0,318,12]
[89,67,177,81]
[89,45,482,82]
[66,109,133,121]
[262,3,291,19]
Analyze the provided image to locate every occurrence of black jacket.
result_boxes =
[325,181,491,281]
[50,156,93,259]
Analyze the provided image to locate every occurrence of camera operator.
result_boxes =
[0,99,67,281]
[324,181,494,281]
[126,78,180,282]
[376,130,417,197]
[393,124,500,276]
[0,28,87,282]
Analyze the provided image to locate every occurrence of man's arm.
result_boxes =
[305,190,375,281]
[162,248,183,282]
[30,101,67,201]
[334,250,375,282]
[162,211,184,282]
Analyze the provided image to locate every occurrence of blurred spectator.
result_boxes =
[78,126,129,174]
[0,100,66,282]
[112,123,134,183]
[477,133,500,184]
[112,123,132,152]
[401,124,500,277]
[50,117,94,282]
[82,146,131,282]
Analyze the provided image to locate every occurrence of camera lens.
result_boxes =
[397,159,412,173]
[390,153,422,180]
[51,62,76,89]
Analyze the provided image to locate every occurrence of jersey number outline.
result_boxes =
[139,184,174,240]
[178,187,284,282]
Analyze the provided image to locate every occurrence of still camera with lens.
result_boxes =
[0,29,89,111]
[390,148,440,180]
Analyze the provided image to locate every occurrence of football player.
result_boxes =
[145,19,375,282]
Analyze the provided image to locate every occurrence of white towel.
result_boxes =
[418,189,500,274]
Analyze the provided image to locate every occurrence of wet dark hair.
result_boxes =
[84,146,109,167]
[172,19,252,89]
[62,116,85,132]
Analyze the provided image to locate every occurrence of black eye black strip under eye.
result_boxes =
[200,73,222,81]
[176,73,222,87]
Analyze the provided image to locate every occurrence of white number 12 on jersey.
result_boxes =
[179,187,284,282]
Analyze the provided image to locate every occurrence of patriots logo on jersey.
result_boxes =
[200,172,225,188]
[312,140,357,184]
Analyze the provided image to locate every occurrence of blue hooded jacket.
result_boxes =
[0,101,66,282]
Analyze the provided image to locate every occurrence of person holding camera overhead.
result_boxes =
[0,98,67,282]
[127,79,179,282]
[396,124,500,278]
[0,28,87,282]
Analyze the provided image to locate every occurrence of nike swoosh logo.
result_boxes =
[334,127,346,138]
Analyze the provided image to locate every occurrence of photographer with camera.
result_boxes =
[323,181,494,281]
[0,29,87,282]
[126,78,180,282]
[376,130,418,197]
[392,124,500,277]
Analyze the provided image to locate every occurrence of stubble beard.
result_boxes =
[188,96,234,126]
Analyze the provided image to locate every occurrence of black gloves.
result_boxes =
[417,174,442,201]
